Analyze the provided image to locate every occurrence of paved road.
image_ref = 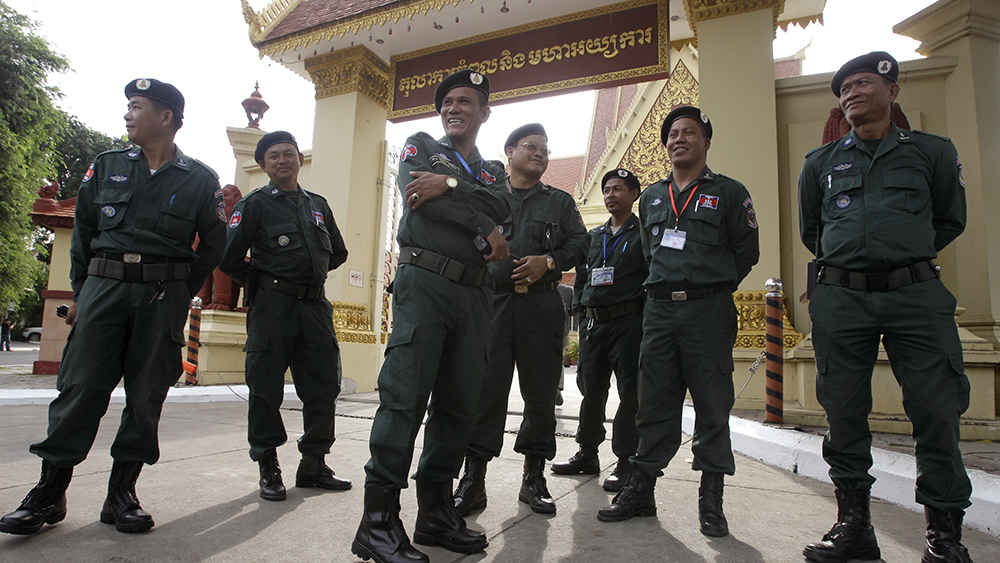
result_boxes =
[0,342,39,367]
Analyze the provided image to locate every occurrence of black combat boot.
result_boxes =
[295,454,351,490]
[257,449,286,501]
[597,464,656,522]
[413,480,488,553]
[519,456,556,514]
[100,461,154,533]
[802,489,880,562]
[603,458,632,492]
[0,460,73,535]
[922,506,973,563]
[699,471,729,537]
[453,456,488,517]
[352,485,428,563]
[551,446,600,475]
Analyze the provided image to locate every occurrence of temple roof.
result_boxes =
[30,198,76,231]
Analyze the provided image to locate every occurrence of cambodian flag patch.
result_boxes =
[697,194,719,210]
[229,211,242,229]
[83,163,95,182]
[401,144,417,162]
[479,169,496,184]
[312,211,324,225]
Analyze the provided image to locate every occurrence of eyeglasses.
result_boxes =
[520,142,551,156]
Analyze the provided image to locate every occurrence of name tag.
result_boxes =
[660,229,687,250]
[591,266,614,286]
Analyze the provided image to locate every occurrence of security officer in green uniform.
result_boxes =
[598,107,759,539]
[799,52,973,563]
[453,123,588,516]
[353,70,510,563]
[219,131,351,502]
[0,79,225,535]
[551,168,646,493]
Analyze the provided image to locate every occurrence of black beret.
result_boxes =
[661,105,712,145]
[831,51,898,96]
[435,69,490,113]
[124,78,184,118]
[255,131,299,163]
[505,123,547,150]
[602,168,641,192]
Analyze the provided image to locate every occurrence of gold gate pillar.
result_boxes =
[685,0,783,291]
[896,0,1000,347]
[304,45,391,392]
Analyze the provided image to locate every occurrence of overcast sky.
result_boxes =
[8,0,936,186]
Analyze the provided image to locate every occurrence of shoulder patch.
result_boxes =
[228,211,242,229]
[217,201,227,222]
[83,163,95,182]
[401,144,417,162]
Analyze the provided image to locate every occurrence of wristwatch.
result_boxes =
[545,254,556,270]
[445,176,459,189]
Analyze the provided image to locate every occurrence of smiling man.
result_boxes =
[799,52,972,563]
[0,79,225,536]
[452,123,588,517]
[219,131,351,503]
[598,107,759,538]
[353,70,510,563]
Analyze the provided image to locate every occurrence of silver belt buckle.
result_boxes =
[123,253,141,263]
[671,291,687,301]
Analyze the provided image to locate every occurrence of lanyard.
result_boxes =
[602,230,624,266]
[454,150,479,180]
[668,181,700,230]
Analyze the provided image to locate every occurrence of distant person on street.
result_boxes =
[1,319,11,351]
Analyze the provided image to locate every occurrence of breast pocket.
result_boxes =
[686,209,722,246]
[824,173,864,219]
[156,197,198,241]
[266,222,302,251]
[645,209,670,248]
[498,218,514,241]
[882,172,929,214]
[95,188,132,230]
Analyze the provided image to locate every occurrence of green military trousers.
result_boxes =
[576,310,642,461]
[632,293,737,478]
[467,289,565,461]
[30,276,190,467]
[364,265,492,488]
[244,286,341,462]
[809,279,972,511]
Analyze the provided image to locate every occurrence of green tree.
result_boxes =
[54,116,128,200]
[0,1,68,314]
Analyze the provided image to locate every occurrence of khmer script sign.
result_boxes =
[388,0,670,121]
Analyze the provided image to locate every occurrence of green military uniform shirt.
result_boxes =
[799,124,966,271]
[639,166,759,291]
[71,146,226,297]
[219,181,348,286]
[397,133,509,263]
[489,180,588,284]
[576,214,646,308]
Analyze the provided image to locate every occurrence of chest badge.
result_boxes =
[312,211,325,225]
[651,225,660,237]
[697,194,719,210]
[278,235,290,247]
[101,205,116,218]
[109,173,129,183]
[497,225,504,235]
[651,197,662,207]
[835,193,852,209]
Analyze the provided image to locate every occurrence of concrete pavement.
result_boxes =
[1,380,998,562]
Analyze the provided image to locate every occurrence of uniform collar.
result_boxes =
[264,181,304,198]
[665,166,714,191]
[123,144,191,171]
[436,136,482,164]
[597,213,639,233]
[505,177,548,194]
[839,124,910,153]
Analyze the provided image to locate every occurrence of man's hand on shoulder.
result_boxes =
[405,171,450,209]
[483,227,510,262]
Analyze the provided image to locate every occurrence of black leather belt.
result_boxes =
[490,280,558,294]
[586,299,644,321]
[88,254,189,282]
[258,273,325,300]
[398,247,490,286]
[648,285,729,302]
[818,260,939,292]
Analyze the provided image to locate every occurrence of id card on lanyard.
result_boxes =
[593,230,623,285]
[659,181,699,251]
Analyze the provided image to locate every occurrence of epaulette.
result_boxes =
[804,138,840,158]
[910,129,952,143]
[186,156,220,179]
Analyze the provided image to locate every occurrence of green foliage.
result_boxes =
[566,340,580,361]
[0,2,68,315]
[54,116,129,200]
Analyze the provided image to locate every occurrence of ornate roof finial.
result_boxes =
[241,82,270,129]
